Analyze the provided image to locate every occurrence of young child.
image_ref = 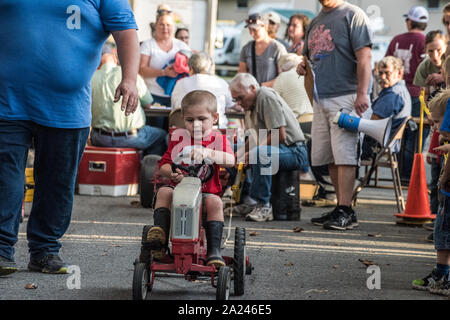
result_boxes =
[148,90,235,268]
[412,88,450,296]
[414,30,448,100]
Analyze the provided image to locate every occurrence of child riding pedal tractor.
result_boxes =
[132,90,250,300]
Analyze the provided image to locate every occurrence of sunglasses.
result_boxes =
[157,9,172,15]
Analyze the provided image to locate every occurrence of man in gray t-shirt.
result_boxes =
[297,0,373,231]
[229,73,309,222]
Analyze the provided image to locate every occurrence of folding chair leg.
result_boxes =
[389,152,405,212]
[353,152,383,204]
[392,153,405,212]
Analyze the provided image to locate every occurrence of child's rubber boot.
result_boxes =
[147,207,171,260]
[206,221,226,268]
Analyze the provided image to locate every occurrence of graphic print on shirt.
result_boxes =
[393,43,413,75]
[308,25,335,61]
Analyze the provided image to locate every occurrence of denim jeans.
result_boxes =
[0,120,89,261]
[400,96,430,181]
[91,125,167,156]
[248,142,309,204]
[435,194,450,250]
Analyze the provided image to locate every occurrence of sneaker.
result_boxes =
[0,256,18,276]
[146,226,167,260]
[323,209,353,231]
[412,269,443,291]
[233,203,256,217]
[349,210,359,229]
[28,255,68,274]
[429,275,450,296]
[310,207,338,226]
[246,205,273,222]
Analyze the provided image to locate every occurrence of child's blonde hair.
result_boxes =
[181,90,217,115]
[429,89,450,120]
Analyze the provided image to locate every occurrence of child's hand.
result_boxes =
[191,148,212,164]
[171,168,184,183]
[434,144,450,153]
[425,73,444,87]
[426,154,433,164]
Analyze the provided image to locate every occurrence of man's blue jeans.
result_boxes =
[91,125,167,156]
[0,120,89,261]
[248,142,309,204]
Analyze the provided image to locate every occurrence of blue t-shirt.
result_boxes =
[0,0,137,128]
[372,80,411,137]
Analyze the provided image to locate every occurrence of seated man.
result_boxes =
[272,53,313,135]
[361,56,412,160]
[91,52,167,156]
[229,73,309,222]
[171,52,235,129]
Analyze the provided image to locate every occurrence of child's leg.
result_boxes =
[148,186,173,259]
[154,186,173,209]
[430,159,442,214]
[203,194,225,267]
[436,250,450,277]
[204,194,224,222]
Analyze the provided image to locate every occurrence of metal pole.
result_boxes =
[205,0,218,58]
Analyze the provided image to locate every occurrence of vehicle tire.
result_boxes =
[216,266,231,301]
[140,155,161,208]
[233,227,246,296]
[132,261,151,300]
[139,225,153,264]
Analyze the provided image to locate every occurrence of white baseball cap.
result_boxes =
[403,6,429,23]
[266,11,281,24]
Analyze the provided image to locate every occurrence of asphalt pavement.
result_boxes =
[0,179,447,301]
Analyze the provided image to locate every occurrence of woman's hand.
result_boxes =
[163,65,178,78]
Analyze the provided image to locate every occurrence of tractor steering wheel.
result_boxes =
[171,155,215,183]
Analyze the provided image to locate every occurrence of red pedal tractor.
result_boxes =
[132,159,251,300]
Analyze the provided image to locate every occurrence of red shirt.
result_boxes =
[428,129,442,164]
[158,129,234,196]
[386,32,425,98]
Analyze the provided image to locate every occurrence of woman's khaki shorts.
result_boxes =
[311,94,370,167]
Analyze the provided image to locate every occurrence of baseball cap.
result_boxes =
[266,11,281,24]
[245,13,268,28]
[403,6,429,23]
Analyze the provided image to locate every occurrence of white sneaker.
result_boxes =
[246,205,273,222]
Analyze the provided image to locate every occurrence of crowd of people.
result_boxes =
[1,0,450,298]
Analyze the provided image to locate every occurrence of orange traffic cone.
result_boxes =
[395,153,435,225]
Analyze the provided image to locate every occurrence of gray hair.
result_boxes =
[188,52,214,74]
[278,53,302,72]
[378,56,404,72]
[229,73,260,92]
